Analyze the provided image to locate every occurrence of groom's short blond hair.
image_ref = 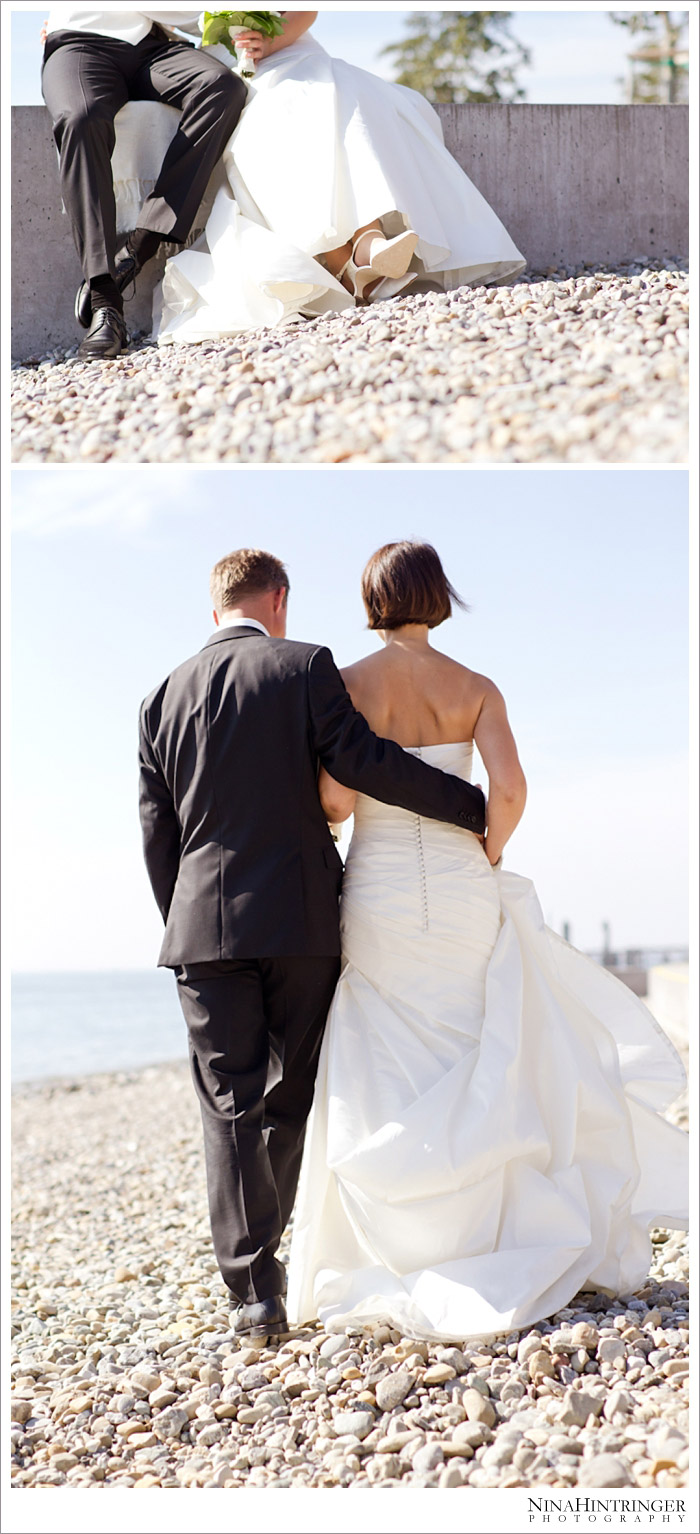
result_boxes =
[210,549,290,612]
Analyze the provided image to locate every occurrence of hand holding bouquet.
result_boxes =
[200,11,286,76]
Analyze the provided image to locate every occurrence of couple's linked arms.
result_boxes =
[318,672,526,867]
[308,649,486,838]
[138,647,491,927]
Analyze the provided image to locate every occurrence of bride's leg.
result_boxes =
[320,223,383,296]
[321,239,351,278]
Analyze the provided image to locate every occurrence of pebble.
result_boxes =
[375,1370,413,1412]
[412,1442,445,1475]
[332,1410,374,1441]
[10,1057,688,1491]
[462,1389,497,1428]
[558,1387,606,1427]
[452,1421,490,1450]
[11,262,688,465]
[577,1453,635,1488]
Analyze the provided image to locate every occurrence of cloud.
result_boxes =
[11,469,190,536]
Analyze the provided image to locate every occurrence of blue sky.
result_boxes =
[11,5,650,105]
[11,467,689,970]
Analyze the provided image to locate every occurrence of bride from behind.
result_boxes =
[156,12,525,343]
[286,541,688,1341]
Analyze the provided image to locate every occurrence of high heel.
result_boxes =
[360,227,418,279]
[338,229,418,303]
[367,270,416,303]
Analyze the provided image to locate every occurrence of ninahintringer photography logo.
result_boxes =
[528,1495,686,1524]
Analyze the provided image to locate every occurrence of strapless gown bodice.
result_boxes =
[286,744,687,1341]
[342,744,500,1050]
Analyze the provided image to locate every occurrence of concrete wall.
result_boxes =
[438,102,688,271]
[11,101,689,360]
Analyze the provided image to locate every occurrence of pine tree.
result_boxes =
[381,10,530,104]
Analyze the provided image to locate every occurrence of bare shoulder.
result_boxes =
[471,671,505,703]
[469,671,508,719]
[440,657,500,706]
[339,655,377,684]
[339,653,382,702]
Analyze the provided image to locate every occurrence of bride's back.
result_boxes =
[342,643,487,748]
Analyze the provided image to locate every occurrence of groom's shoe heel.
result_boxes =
[75,280,92,330]
[230,1295,289,1346]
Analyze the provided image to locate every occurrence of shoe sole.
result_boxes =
[76,349,127,362]
[76,334,127,362]
[367,271,416,303]
[76,334,128,362]
[233,1320,290,1345]
[369,230,418,279]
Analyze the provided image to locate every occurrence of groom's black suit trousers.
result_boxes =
[41,27,246,280]
[175,956,340,1305]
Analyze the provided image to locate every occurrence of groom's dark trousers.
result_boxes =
[176,957,340,1304]
[41,26,246,280]
[139,627,486,1305]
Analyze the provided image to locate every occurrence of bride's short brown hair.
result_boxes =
[210,548,289,612]
[361,541,466,630]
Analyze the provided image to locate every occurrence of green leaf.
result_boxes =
[201,10,286,49]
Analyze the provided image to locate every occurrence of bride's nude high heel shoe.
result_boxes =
[339,228,418,303]
[360,227,418,279]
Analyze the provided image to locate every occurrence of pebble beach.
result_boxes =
[11,261,688,466]
[11,1055,689,1494]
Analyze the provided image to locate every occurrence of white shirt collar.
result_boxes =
[217,615,270,637]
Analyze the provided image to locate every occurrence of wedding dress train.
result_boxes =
[156,36,525,343]
[286,744,688,1341]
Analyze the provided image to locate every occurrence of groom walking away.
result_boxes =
[138,550,486,1344]
[41,9,246,360]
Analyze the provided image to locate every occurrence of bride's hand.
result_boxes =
[233,28,269,62]
[40,19,48,45]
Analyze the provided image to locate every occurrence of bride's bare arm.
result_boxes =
[234,12,318,63]
[318,765,356,824]
[473,683,526,865]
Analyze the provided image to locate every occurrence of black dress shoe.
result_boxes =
[231,1295,288,1343]
[77,304,128,361]
[75,246,139,330]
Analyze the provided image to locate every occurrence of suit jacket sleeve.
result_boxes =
[138,701,181,922]
[307,647,486,834]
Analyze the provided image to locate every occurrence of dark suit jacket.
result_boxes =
[138,627,486,966]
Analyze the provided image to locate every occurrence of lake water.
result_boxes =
[11,971,188,1084]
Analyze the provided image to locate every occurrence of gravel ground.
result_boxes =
[11,260,688,465]
[11,1055,688,1492]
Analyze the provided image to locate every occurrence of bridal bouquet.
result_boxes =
[200,11,286,76]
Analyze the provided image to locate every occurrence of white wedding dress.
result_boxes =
[156,35,525,343]
[286,744,688,1341]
